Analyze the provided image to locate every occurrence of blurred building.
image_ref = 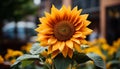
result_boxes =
[100,0,120,45]
[0,0,120,55]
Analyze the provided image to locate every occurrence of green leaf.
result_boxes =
[116,51,120,58]
[107,60,120,69]
[21,60,34,68]
[73,52,90,63]
[16,54,39,61]
[107,60,120,65]
[30,43,48,55]
[11,54,39,67]
[87,53,106,69]
[54,54,72,69]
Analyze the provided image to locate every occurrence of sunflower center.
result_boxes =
[54,21,75,41]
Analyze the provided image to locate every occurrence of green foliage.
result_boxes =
[116,48,120,58]
[54,54,73,69]
[107,60,120,69]
[21,60,34,68]
[30,43,48,55]
[11,43,47,68]
[107,60,120,65]
[87,53,106,69]
[11,43,106,69]
[16,54,39,61]
[11,54,39,67]
[73,52,90,64]
[0,0,38,21]
[73,52,106,69]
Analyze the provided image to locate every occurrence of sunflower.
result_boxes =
[0,55,4,64]
[5,49,23,61]
[35,5,92,58]
[21,43,32,52]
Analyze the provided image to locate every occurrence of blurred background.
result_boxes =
[0,0,120,69]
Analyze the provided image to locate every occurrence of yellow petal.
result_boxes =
[60,5,68,20]
[60,5,67,11]
[74,43,81,53]
[71,9,82,18]
[62,46,68,58]
[82,28,93,35]
[79,9,82,14]
[36,34,50,41]
[59,42,65,52]
[51,50,59,59]
[48,37,57,45]
[52,41,60,52]
[40,17,53,27]
[74,32,86,38]
[73,32,82,38]
[75,21,83,31]
[71,38,80,44]
[51,5,61,21]
[51,5,59,14]
[40,39,48,46]
[68,48,73,58]
[35,27,41,32]
[80,14,89,20]
[70,8,81,24]
[71,9,82,24]
[48,46,52,54]
[84,20,91,26]
[44,12,55,27]
[35,24,51,32]
[72,15,79,24]
[45,12,51,18]
[74,19,82,26]
[80,40,88,44]
[66,40,73,49]
[40,28,53,34]
[67,6,71,16]
[71,6,78,13]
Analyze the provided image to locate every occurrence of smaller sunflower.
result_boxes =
[21,43,32,52]
[0,55,4,64]
[5,49,23,61]
[35,5,92,58]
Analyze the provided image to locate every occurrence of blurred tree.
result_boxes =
[0,0,38,55]
[0,0,38,21]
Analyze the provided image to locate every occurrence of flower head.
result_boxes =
[0,55,4,64]
[5,49,23,61]
[21,43,32,52]
[35,5,92,58]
